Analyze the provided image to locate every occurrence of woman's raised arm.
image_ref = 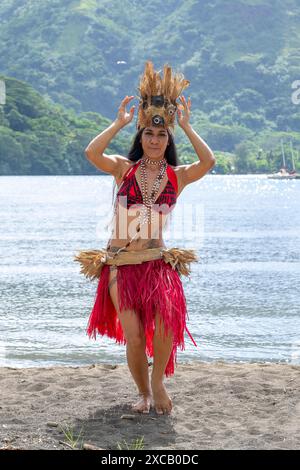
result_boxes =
[85,95,136,176]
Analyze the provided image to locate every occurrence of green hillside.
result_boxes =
[0,0,300,174]
[0,75,130,175]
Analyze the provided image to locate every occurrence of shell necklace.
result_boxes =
[109,157,167,256]
[138,156,167,227]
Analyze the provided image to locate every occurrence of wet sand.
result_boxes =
[0,361,299,450]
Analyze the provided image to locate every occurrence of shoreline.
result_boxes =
[1,357,298,369]
[0,361,299,450]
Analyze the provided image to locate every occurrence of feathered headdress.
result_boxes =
[136,61,190,131]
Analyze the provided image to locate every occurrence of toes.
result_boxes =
[132,408,146,413]
[132,406,148,413]
[155,406,172,415]
[131,399,151,414]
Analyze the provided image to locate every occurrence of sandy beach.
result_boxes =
[0,361,299,450]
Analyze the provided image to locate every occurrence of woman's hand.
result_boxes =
[177,95,191,130]
[114,95,136,128]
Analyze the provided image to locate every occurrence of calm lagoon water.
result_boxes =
[0,174,299,367]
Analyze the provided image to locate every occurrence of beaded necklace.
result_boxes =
[108,156,167,257]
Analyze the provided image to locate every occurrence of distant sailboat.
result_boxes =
[288,141,300,178]
[267,139,300,179]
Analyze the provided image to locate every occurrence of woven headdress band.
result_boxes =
[136,61,190,131]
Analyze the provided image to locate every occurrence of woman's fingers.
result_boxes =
[119,95,134,110]
[180,95,188,107]
[123,95,134,104]
[180,95,191,112]
[179,95,186,110]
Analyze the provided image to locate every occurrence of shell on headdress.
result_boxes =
[136,61,190,131]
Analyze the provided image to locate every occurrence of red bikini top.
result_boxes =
[116,159,178,213]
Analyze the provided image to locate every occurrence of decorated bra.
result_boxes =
[116,159,178,213]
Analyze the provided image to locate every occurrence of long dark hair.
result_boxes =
[110,126,179,207]
[126,127,179,165]
[106,127,179,246]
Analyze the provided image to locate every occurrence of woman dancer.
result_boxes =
[75,61,215,415]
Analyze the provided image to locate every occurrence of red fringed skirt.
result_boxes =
[86,258,197,377]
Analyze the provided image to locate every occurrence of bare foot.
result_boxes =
[131,393,152,414]
[151,380,172,415]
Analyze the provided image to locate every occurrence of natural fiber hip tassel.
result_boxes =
[74,246,199,377]
[74,247,199,280]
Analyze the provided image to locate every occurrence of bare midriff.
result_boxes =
[106,200,172,252]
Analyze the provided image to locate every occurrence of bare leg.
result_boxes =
[108,266,152,413]
[126,341,152,413]
[151,313,174,415]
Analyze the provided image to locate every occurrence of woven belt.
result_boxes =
[103,247,164,266]
[74,246,199,279]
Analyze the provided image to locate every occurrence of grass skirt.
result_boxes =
[86,258,197,377]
